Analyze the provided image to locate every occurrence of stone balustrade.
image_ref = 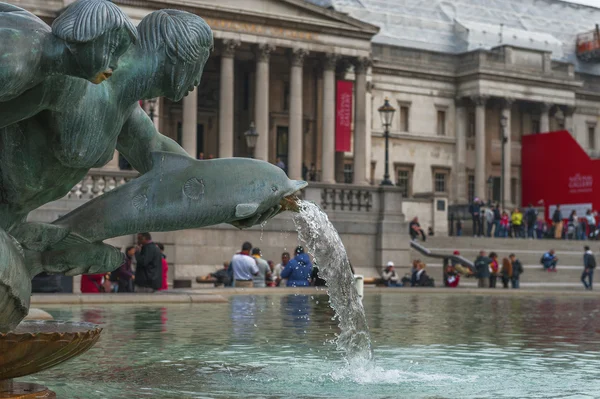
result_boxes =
[301,183,380,213]
[67,169,139,200]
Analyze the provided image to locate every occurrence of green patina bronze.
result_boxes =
[0,4,306,332]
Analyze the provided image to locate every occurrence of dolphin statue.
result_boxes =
[49,152,307,245]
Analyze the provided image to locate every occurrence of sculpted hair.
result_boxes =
[52,0,138,43]
[137,9,213,64]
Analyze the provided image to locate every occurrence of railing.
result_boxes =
[320,187,373,212]
[67,169,139,200]
[410,241,474,270]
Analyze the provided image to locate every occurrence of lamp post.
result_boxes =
[244,122,259,158]
[147,98,157,122]
[378,98,396,186]
[500,114,508,211]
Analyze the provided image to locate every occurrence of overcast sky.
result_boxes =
[564,0,600,7]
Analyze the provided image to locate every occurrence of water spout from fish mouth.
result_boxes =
[280,195,301,213]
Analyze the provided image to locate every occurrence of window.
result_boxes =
[436,110,446,136]
[276,126,289,170]
[399,105,409,132]
[343,162,353,184]
[432,168,450,193]
[589,125,597,150]
[467,112,475,138]
[467,174,475,202]
[532,119,540,135]
[395,164,414,197]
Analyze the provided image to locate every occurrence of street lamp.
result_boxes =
[499,114,508,211]
[244,121,259,158]
[378,97,396,186]
[147,98,157,122]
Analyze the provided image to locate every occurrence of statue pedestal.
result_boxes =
[0,380,55,399]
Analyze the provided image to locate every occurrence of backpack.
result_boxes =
[540,255,545,265]
[590,256,597,269]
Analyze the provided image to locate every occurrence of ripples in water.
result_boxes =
[25,293,600,398]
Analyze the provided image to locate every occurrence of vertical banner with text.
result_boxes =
[335,80,353,152]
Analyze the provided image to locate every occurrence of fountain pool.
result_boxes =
[24,293,600,398]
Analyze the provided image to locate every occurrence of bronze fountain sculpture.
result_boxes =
[0,1,305,396]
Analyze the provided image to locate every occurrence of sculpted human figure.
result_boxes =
[0,9,305,331]
[0,0,136,103]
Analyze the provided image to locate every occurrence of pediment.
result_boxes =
[148,0,378,38]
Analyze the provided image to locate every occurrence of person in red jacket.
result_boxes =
[157,243,169,291]
[81,274,105,293]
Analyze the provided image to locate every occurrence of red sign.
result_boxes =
[335,80,353,152]
[521,130,599,220]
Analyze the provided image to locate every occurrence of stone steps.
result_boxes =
[406,236,595,286]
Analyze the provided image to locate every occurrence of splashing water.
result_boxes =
[292,200,373,362]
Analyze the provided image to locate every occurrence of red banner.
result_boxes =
[335,80,353,152]
[521,130,599,220]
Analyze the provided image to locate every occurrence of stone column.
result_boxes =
[540,102,551,133]
[501,98,513,206]
[565,106,576,136]
[288,48,307,180]
[455,99,468,203]
[219,39,239,158]
[472,95,488,201]
[321,53,337,184]
[254,44,274,161]
[353,57,370,186]
[182,88,198,158]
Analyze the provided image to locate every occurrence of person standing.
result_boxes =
[553,205,563,239]
[489,252,499,288]
[470,198,482,237]
[274,252,290,287]
[509,254,523,289]
[251,248,271,288]
[500,257,512,289]
[156,243,169,291]
[474,250,491,288]
[525,204,537,239]
[281,246,313,287]
[135,233,163,293]
[511,208,523,239]
[485,207,494,238]
[114,246,135,293]
[582,246,596,290]
[230,242,259,288]
[586,210,597,239]
[493,204,502,237]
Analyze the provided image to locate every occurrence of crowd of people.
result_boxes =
[463,199,598,240]
[80,232,168,293]
[199,241,326,288]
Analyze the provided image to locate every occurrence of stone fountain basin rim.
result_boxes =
[1,320,102,337]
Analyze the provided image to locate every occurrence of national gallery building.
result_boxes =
[9,0,600,281]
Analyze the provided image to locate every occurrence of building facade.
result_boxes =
[8,0,600,281]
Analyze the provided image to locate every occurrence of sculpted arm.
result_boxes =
[117,104,191,174]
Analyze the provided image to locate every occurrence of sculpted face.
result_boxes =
[71,29,132,84]
[164,55,208,102]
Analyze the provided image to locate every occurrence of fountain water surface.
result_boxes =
[292,200,373,362]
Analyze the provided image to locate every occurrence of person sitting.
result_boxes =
[451,250,473,276]
[412,261,434,287]
[197,262,232,287]
[281,246,313,287]
[382,261,402,287]
[409,217,426,241]
[444,264,460,288]
[541,249,558,272]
